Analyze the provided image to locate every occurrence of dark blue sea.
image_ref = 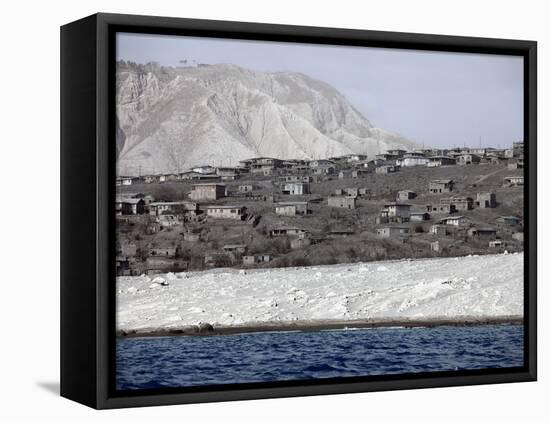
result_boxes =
[116,324,523,390]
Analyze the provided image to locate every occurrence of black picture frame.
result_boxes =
[60,12,537,409]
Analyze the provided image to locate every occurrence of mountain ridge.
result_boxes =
[116,61,418,176]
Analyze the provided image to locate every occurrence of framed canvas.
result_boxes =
[60,13,537,409]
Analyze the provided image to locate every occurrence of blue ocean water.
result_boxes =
[116,324,524,390]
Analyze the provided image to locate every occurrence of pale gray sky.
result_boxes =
[117,32,524,149]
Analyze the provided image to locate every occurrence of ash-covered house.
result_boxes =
[503,176,524,187]
[309,159,335,175]
[384,202,412,219]
[410,212,430,222]
[440,196,474,211]
[427,156,456,167]
[148,245,177,257]
[507,155,525,170]
[223,244,248,258]
[275,201,310,216]
[457,154,481,165]
[476,192,497,208]
[149,201,198,217]
[270,227,308,237]
[397,190,417,201]
[387,149,407,157]
[351,169,369,178]
[439,216,467,226]
[158,214,180,227]
[282,182,311,195]
[497,216,521,226]
[115,197,145,215]
[328,195,357,209]
[178,170,219,181]
[397,152,430,167]
[116,176,134,186]
[376,226,410,238]
[375,153,398,161]
[191,165,217,174]
[430,224,448,236]
[243,254,271,266]
[489,240,506,248]
[375,165,398,174]
[189,183,226,200]
[467,227,497,239]
[429,179,454,194]
[158,173,178,183]
[238,184,256,192]
[281,175,313,183]
[206,205,247,220]
[242,157,284,176]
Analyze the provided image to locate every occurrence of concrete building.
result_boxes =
[238,184,256,192]
[410,212,430,221]
[282,182,311,195]
[497,216,521,226]
[457,154,481,165]
[430,224,448,236]
[397,190,417,201]
[440,216,467,226]
[270,227,308,237]
[206,205,247,220]
[243,254,271,265]
[476,192,497,208]
[467,227,497,239]
[503,176,524,187]
[158,214,180,227]
[429,179,454,193]
[115,197,145,215]
[189,183,226,200]
[375,165,397,174]
[427,156,456,167]
[489,240,506,249]
[383,203,412,218]
[398,153,430,167]
[275,202,309,216]
[440,196,474,211]
[376,226,410,238]
[328,196,357,209]
[149,201,198,217]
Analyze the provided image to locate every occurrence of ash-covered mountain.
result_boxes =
[116,61,417,176]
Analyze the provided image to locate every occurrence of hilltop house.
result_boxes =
[309,159,335,175]
[158,214,180,227]
[476,192,497,208]
[189,183,226,200]
[397,190,417,201]
[149,201,198,217]
[270,227,308,237]
[384,203,412,218]
[410,212,431,222]
[467,227,497,239]
[376,226,410,238]
[427,156,456,167]
[328,195,357,209]
[275,201,309,216]
[497,216,521,226]
[376,165,397,174]
[282,182,311,195]
[206,205,247,220]
[115,197,145,215]
[430,224,448,236]
[439,216,467,226]
[398,152,430,167]
[503,176,524,187]
[429,179,454,194]
[440,196,474,211]
[457,154,481,165]
[243,254,271,265]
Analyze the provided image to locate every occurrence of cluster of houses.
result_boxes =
[116,142,525,275]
